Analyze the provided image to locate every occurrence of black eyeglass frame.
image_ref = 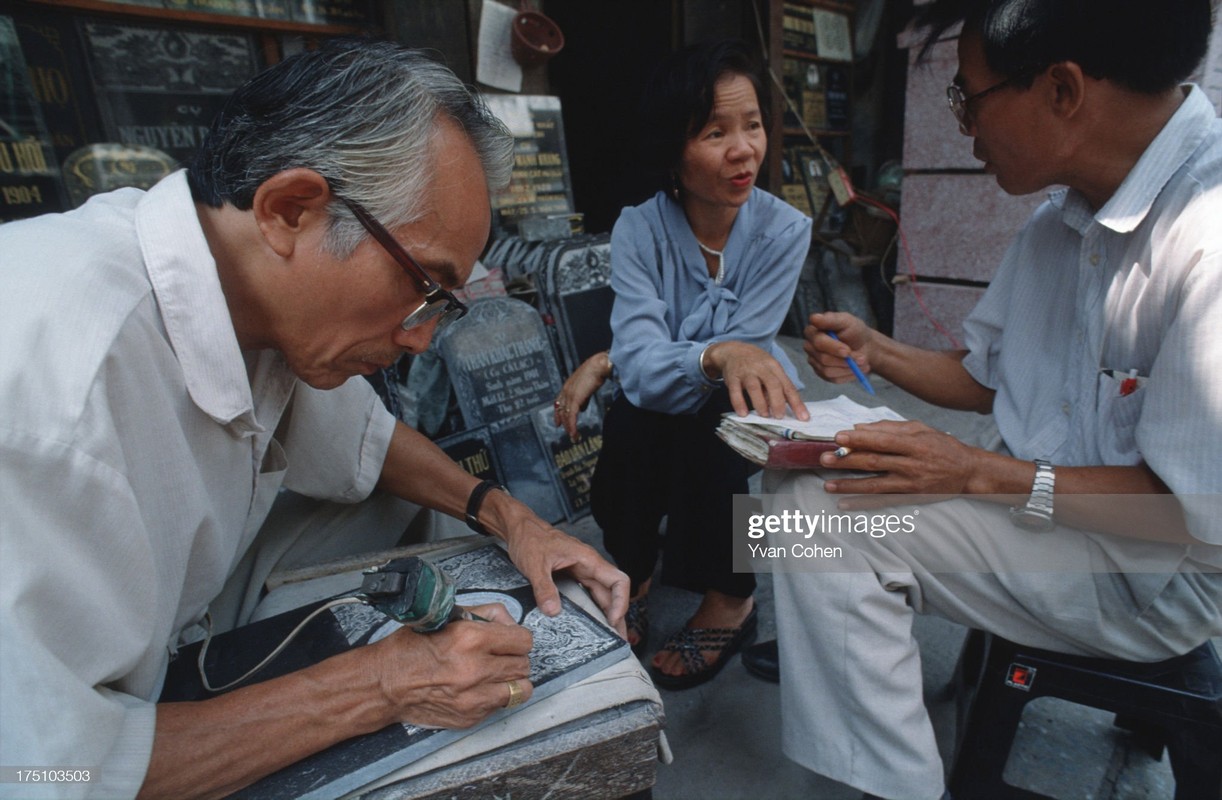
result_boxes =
[946,76,1016,134]
[337,195,469,332]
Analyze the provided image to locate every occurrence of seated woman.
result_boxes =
[553,40,811,690]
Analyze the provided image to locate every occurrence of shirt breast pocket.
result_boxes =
[1095,370,1145,466]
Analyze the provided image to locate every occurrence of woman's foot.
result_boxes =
[626,580,651,654]
[650,591,756,690]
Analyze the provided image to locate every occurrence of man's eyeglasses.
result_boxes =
[338,196,468,332]
[946,77,1015,134]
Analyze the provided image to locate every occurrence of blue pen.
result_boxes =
[826,331,876,395]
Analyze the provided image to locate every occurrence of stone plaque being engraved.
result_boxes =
[161,541,628,800]
[531,403,603,521]
[438,297,564,428]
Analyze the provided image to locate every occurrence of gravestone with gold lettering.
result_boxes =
[483,95,575,236]
[0,15,69,221]
[435,426,503,485]
[438,298,566,523]
[531,403,602,521]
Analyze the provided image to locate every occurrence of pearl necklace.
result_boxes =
[697,240,725,285]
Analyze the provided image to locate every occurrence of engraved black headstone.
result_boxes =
[438,299,567,523]
[0,16,69,221]
[484,95,575,235]
[531,403,602,521]
[79,21,259,167]
[435,426,503,484]
[438,297,564,428]
[537,234,611,376]
[490,412,566,524]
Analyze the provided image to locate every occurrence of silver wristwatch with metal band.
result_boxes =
[1009,458,1055,532]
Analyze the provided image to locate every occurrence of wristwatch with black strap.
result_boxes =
[1009,458,1056,532]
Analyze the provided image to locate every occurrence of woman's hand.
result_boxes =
[553,352,613,441]
[702,341,808,420]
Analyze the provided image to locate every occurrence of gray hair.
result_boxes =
[187,38,513,257]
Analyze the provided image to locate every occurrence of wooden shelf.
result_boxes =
[784,128,850,138]
[781,48,853,65]
[19,0,375,36]
[766,0,855,198]
[784,0,855,11]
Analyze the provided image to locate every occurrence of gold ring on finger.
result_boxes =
[505,679,525,708]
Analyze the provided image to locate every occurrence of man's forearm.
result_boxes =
[870,340,994,413]
[969,454,1193,544]
[140,618,532,799]
[1052,464,1194,544]
[140,648,390,800]
[375,421,480,521]
[373,421,534,546]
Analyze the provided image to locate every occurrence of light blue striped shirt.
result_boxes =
[962,86,1222,546]
[608,188,811,413]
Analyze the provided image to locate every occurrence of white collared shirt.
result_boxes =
[0,171,395,796]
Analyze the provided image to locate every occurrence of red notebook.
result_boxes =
[714,428,839,468]
[714,395,904,469]
[753,435,841,469]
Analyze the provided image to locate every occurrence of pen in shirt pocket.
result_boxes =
[1103,367,1141,396]
[1119,368,1139,396]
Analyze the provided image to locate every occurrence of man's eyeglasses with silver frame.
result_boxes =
[338,196,469,332]
[946,77,1015,134]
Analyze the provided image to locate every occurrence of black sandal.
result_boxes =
[650,607,758,691]
[626,597,649,656]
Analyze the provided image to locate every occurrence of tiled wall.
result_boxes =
[893,30,1042,350]
[894,11,1222,351]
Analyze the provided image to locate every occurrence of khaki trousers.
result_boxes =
[765,470,1221,800]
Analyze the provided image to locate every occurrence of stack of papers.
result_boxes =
[715,395,904,468]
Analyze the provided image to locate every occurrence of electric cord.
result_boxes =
[854,193,963,349]
[196,596,365,693]
[878,230,898,296]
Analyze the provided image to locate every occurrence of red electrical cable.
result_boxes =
[855,193,963,349]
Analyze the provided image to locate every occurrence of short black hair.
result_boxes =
[635,39,770,195]
[916,0,1213,94]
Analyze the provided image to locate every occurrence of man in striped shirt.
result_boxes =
[760,1,1222,798]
